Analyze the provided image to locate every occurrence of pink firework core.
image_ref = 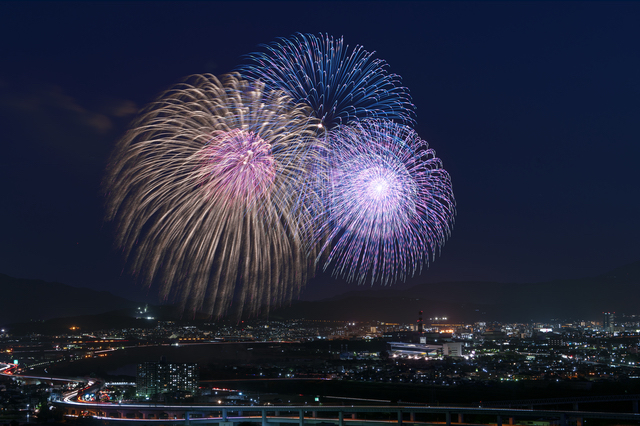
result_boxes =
[198,129,276,202]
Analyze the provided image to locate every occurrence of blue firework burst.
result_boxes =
[238,33,415,128]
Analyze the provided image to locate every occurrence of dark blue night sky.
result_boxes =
[1,1,639,303]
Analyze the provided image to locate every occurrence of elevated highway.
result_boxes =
[52,400,640,426]
[5,362,640,426]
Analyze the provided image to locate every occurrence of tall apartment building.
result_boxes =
[603,312,615,332]
[136,359,199,398]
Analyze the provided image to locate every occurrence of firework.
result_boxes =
[238,33,415,128]
[315,120,455,285]
[105,74,322,318]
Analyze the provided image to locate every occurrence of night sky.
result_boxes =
[1,1,639,304]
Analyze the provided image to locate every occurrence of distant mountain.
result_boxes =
[0,274,142,326]
[2,260,639,327]
[272,260,640,323]
[270,295,493,323]
[4,305,183,335]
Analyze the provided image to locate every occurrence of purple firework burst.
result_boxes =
[197,128,276,203]
[316,120,456,285]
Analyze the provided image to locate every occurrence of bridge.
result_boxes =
[53,402,640,426]
[481,394,640,411]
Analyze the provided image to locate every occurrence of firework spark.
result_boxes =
[105,74,322,318]
[239,33,415,128]
[315,120,455,285]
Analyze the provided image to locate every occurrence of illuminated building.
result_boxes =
[136,359,198,398]
[442,342,463,357]
[603,312,615,332]
[388,342,441,358]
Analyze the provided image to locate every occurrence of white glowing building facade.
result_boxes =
[136,360,198,398]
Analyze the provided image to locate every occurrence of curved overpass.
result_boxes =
[0,362,102,402]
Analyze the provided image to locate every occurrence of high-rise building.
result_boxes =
[136,359,199,398]
[603,312,615,332]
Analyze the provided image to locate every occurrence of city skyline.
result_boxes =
[1,1,639,307]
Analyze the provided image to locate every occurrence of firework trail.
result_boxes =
[239,33,415,129]
[105,74,322,318]
[315,120,455,285]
